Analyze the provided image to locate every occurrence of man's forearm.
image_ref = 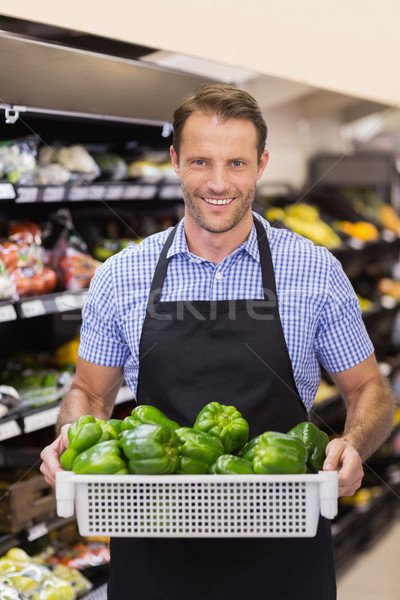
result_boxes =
[56,385,112,435]
[342,376,395,461]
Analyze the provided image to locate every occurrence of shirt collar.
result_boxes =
[166,215,269,263]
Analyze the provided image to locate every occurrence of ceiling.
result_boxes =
[1,15,400,153]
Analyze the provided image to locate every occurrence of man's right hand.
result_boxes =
[40,424,71,489]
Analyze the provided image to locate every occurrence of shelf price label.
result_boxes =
[139,185,157,200]
[0,419,22,441]
[27,522,49,541]
[159,185,182,200]
[21,299,46,318]
[55,293,87,312]
[24,406,60,433]
[123,185,142,199]
[16,187,39,203]
[0,304,17,322]
[105,186,124,200]
[43,186,65,202]
[68,186,90,201]
[0,182,16,200]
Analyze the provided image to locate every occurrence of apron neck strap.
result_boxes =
[149,217,276,303]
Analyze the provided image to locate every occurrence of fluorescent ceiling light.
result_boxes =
[141,51,259,84]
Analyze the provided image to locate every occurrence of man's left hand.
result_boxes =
[323,437,364,496]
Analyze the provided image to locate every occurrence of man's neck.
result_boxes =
[183,213,253,265]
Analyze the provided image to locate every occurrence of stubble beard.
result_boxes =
[181,184,256,234]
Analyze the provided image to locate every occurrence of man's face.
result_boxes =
[170,111,268,235]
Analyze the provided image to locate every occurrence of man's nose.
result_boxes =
[207,166,230,194]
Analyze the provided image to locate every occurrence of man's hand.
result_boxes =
[323,437,364,497]
[40,424,71,489]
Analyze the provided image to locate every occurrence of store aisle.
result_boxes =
[337,517,400,599]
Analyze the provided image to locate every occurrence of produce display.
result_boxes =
[60,402,329,476]
[0,223,57,298]
[0,546,90,600]
[265,203,342,249]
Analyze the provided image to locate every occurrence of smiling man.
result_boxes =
[41,84,394,600]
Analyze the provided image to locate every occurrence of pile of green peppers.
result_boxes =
[60,402,329,476]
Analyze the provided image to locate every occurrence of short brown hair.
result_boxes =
[172,83,267,162]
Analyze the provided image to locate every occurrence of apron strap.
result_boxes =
[148,217,276,305]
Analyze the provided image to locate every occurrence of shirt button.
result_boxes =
[215,272,223,280]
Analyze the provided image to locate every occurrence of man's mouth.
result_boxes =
[203,197,234,205]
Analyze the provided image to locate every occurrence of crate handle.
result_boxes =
[318,471,338,519]
[55,471,75,518]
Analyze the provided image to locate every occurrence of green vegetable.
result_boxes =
[121,405,180,433]
[209,454,254,474]
[107,418,122,436]
[287,421,329,473]
[252,432,307,474]
[72,440,129,474]
[94,418,118,442]
[120,424,180,474]
[60,415,103,471]
[193,402,249,454]
[175,427,224,474]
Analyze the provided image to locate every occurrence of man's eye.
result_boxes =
[232,161,243,167]
[194,160,206,166]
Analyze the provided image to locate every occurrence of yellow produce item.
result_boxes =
[356,294,373,313]
[265,203,341,249]
[53,335,80,366]
[380,203,400,234]
[335,221,379,241]
[377,278,400,301]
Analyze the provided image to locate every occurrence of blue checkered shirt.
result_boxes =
[79,212,373,411]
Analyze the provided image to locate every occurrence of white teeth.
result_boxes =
[203,198,233,205]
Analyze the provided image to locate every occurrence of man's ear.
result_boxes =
[256,150,269,181]
[170,146,180,177]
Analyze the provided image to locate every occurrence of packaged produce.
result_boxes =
[46,541,109,570]
[50,211,101,291]
[39,144,100,183]
[209,454,254,474]
[120,424,179,474]
[0,547,75,600]
[175,427,224,474]
[0,222,57,298]
[287,421,329,472]
[0,137,37,183]
[91,152,128,181]
[0,259,16,300]
[193,401,249,453]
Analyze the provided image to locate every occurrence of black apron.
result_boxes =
[108,218,336,599]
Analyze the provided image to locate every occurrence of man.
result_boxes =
[41,83,394,599]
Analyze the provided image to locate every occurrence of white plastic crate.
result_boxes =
[56,470,338,538]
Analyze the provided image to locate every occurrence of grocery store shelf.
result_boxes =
[0,386,134,440]
[0,180,183,204]
[0,289,87,322]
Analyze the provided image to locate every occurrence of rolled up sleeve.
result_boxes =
[314,257,374,373]
[78,261,130,367]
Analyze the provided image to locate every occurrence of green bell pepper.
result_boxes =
[287,421,329,473]
[120,424,180,474]
[72,440,129,474]
[107,418,123,436]
[60,415,103,471]
[252,431,307,474]
[95,418,118,442]
[120,405,180,433]
[193,402,249,454]
[175,427,224,474]
[209,454,254,474]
